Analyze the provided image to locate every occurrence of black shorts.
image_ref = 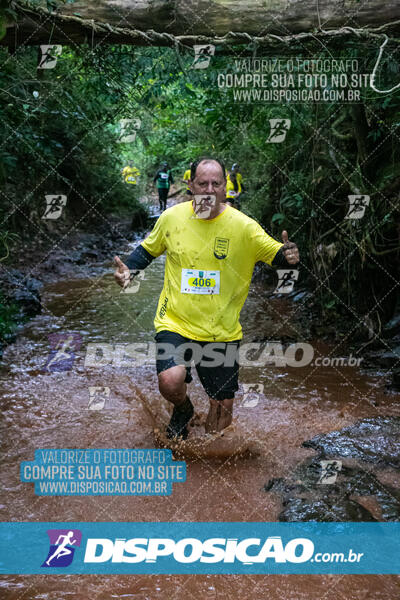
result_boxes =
[155,330,240,401]
[186,189,193,196]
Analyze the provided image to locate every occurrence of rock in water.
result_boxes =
[0,268,42,319]
[302,416,400,468]
[265,417,400,521]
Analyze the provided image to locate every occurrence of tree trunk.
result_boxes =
[350,104,370,176]
[2,0,400,47]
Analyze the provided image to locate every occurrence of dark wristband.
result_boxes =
[272,246,292,268]
[125,244,156,270]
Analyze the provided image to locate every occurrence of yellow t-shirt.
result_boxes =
[141,201,283,341]
[183,169,191,191]
[226,173,242,199]
[122,166,140,185]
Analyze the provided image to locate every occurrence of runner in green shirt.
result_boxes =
[153,162,174,212]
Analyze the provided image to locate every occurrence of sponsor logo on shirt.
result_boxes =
[159,296,168,318]
[214,237,229,259]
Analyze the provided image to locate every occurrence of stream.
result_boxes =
[0,231,399,599]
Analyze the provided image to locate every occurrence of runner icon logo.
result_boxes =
[88,387,110,411]
[317,460,342,485]
[42,529,82,567]
[240,383,263,407]
[274,269,299,294]
[266,119,291,143]
[345,195,370,220]
[120,270,145,294]
[192,45,215,69]
[193,194,216,219]
[38,45,62,69]
[42,195,67,220]
[118,118,141,143]
[43,332,82,372]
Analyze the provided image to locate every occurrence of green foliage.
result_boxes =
[0,230,19,261]
[1,42,399,336]
[0,45,146,228]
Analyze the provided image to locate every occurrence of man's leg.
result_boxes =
[196,340,240,434]
[158,366,194,439]
[159,366,233,434]
[155,331,194,440]
[158,365,187,407]
[205,398,234,433]
[161,188,168,211]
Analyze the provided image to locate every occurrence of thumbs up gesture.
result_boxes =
[281,231,299,265]
[114,255,130,288]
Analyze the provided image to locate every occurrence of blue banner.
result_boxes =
[0,522,399,574]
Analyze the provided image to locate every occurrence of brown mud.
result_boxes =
[0,193,399,598]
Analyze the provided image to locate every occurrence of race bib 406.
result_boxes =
[181,269,220,294]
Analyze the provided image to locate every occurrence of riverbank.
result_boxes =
[1,193,399,391]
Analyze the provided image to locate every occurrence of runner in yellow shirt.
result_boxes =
[181,163,193,197]
[226,163,244,207]
[121,161,140,185]
[114,158,299,439]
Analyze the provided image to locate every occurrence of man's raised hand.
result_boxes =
[281,230,299,265]
[114,255,130,288]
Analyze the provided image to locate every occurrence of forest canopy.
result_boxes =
[0,2,399,339]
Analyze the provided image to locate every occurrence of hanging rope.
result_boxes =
[8,0,400,96]
[10,3,400,49]
[370,34,400,93]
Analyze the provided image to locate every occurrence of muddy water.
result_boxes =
[1,248,399,598]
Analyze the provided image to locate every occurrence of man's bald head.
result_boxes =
[190,157,226,181]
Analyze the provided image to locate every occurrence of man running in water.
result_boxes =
[153,162,174,212]
[114,157,299,439]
